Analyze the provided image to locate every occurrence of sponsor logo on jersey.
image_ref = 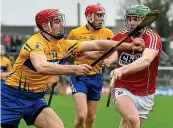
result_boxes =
[118,52,142,66]
[79,36,87,40]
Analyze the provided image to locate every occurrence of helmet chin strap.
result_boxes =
[87,21,102,30]
[126,16,145,37]
[86,14,103,30]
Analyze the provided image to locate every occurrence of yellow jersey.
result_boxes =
[6,33,81,92]
[0,56,11,72]
[67,25,113,74]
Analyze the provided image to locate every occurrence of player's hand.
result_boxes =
[102,58,111,67]
[73,52,86,61]
[131,38,145,51]
[110,68,123,80]
[75,64,92,76]
[1,72,9,80]
[48,76,60,88]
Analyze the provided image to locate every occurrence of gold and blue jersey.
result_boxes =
[67,25,113,74]
[0,56,11,73]
[6,33,81,92]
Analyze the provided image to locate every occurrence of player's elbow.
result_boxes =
[34,63,47,74]
[143,58,152,67]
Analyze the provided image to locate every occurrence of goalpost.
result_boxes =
[156,66,173,96]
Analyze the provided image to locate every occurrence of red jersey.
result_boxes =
[112,28,162,96]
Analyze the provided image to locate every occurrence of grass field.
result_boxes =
[19,95,173,128]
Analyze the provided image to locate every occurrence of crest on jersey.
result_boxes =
[90,36,95,40]
[35,42,41,49]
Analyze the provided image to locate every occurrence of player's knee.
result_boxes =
[126,115,140,126]
[86,115,96,124]
[76,113,87,122]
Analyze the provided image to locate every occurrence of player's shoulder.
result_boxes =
[3,56,11,61]
[60,38,77,45]
[101,27,112,32]
[70,25,86,33]
[145,28,160,36]
[112,29,128,40]
[144,28,161,40]
[114,28,129,37]
[100,27,113,37]
[26,33,46,46]
[2,56,8,60]
[119,28,129,34]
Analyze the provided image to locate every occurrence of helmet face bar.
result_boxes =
[85,5,106,29]
[35,8,66,40]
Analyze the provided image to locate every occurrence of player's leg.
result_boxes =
[73,92,88,128]
[112,88,140,128]
[70,74,88,128]
[85,73,102,128]
[85,100,99,128]
[136,94,154,127]
[140,119,145,127]
[21,93,64,128]
[118,117,145,128]
[34,107,64,128]
[119,118,129,128]
[1,84,24,128]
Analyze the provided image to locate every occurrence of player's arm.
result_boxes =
[73,51,104,61]
[1,72,10,80]
[102,51,118,67]
[110,48,158,78]
[48,75,60,88]
[80,38,144,52]
[1,59,12,80]
[30,54,92,76]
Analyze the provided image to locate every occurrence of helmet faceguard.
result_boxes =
[85,5,106,30]
[125,5,151,33]
[35,8,66,40]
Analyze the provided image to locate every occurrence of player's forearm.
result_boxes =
[107,51,118,64]
[116,43,134,51]
[119,57,151,75]
[81,40,133,52]
[85,51,104,60]
[36,62,77,75]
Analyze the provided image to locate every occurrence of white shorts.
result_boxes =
[112,88,154,119]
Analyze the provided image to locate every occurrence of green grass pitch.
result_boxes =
[19,95,173,128]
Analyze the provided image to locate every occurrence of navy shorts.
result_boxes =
[1,83,48,128]
[70,73,103,101]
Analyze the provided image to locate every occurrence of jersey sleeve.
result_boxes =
[65,40,82,54]
[144,30,162,51]
[25,39,45,57]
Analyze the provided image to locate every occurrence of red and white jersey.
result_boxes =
[112,28,162,96]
